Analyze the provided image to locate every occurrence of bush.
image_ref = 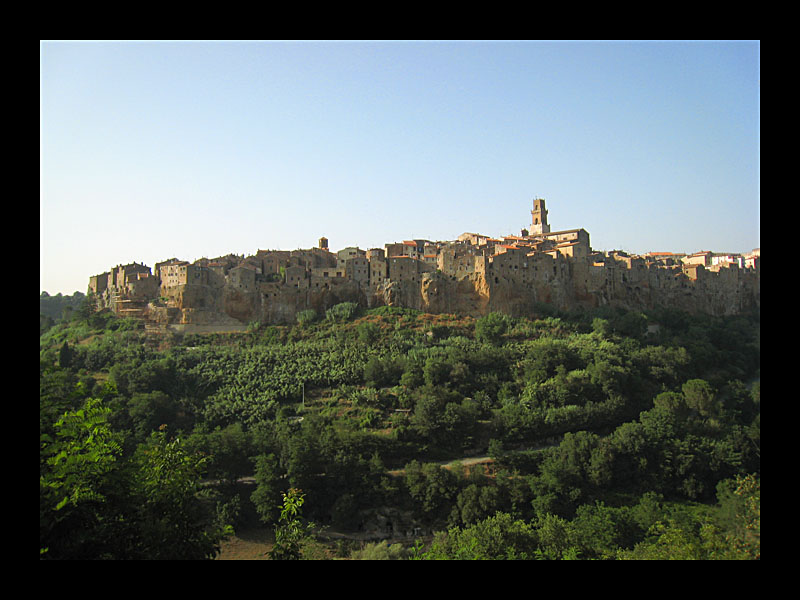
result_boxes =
[296,309,318,327]
[357,321,380,344]
[326,302,359,323]
[475,312,510,345]
[350,540,409,560]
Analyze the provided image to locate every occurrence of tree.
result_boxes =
[40,399,231,559]
[296,309,317,327]
[682,379,719,418]
[422,512,539,560]
[131,428,232,559]
[40,398,124,557]
[350,540,409,560]
[58,341,73,369]
[423,356,451,387]
[128,390,179,441]
[403,461,459,523]
[653,390,690,420]
[532,431,602,515]
[569,502,638,559]
[357,321,380,345]
[251,453,284,525]
[533,512,577,559]
[364,355,395,388]
[715,474,760,559]
[326,302,359,323]
[195,423,253,485]
[452,483,502,527]
[269,488,317,560]
[475,312,510,345]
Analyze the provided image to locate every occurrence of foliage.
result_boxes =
[350,540,409,560]
[475,311,510,345]
[269,488,317,560]
[131,428,232,560]
[40,291,87,323]
[421,512,539,560]
[40,400,230,559]
[326,302,359,323]
[296,309,318,327]
[40,297,759,559]
[40,398,123,514]
[250,453,284,525]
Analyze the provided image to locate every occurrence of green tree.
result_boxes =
[40,398,124,537]
[533,512,577,559]
[422,512,539,560]
[403,461,459,524]
[357,321,380,345]
[131,428,232,559]
[715,474,760,559]
[58,341,73,369]
[326,302,359,323]
[41,400,229,559]
[569,502,638,559]
[350,539,409,560]
[682,379,719,418]
[269,488,317,560]
[475,312,510,346]
[201,423,254,486]
[128,390,179,441]
[452,483,502,527]
[296,309,318,327]
[251,453,284,525]
[616,517,732,560]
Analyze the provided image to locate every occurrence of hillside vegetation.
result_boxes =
[40,297,760,560]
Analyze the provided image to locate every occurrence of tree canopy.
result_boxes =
[40,299,760,559]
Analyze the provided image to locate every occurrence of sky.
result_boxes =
[40,40,760,295]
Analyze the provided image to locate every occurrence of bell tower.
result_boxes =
[530,197,550,234]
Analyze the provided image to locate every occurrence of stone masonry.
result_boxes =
[89,199,761,328]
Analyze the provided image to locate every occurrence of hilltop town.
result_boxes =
[88,199,760,333]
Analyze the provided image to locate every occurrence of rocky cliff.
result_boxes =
[145,257,759,328]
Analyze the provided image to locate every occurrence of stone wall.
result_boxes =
[91,246,760,329]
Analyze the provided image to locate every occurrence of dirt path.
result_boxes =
[216,528,273,560]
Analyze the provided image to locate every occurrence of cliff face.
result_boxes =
[376,260,759,319]
[150,258,759,327]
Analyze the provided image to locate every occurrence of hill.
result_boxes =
[40,301,760,559]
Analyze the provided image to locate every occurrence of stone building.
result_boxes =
[228,265,257,292]
[683,251,713,266]
[160,262,210,288]
[387,256,423,283]
[285,265,309,289]
[366,249,388,286]
[87,196,761,327]
[89,272,110,295]
[344,255,370,284]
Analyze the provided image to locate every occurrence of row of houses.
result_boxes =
[90,234,761,311]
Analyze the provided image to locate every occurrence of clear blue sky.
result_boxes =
[40,40,760,295]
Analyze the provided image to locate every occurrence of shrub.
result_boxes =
[326,302,359,323]
[475,312,510,345]
[350,540,409,560]
[296,309,318,327]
